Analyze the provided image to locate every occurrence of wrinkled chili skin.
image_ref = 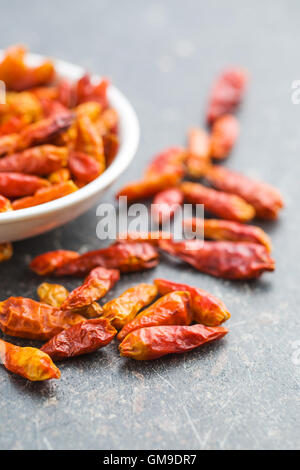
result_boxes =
[0,297,85,341]
[0,145,68,175]
[41,318,117,360]
[61,267,120,311]
[159,239,275,280]
[181,181,255,223]
[184,217,272,252]
[0,338,60,381]
[0,172,49,198]
[12,180,78,210]
[119,324,228,360]
[0,195,12,212]
[37,282,69,308]
[206,67,248,124]
[30,250,80,276]
[210,114,239,160]
[53,242,160,277]
[206,165,284,220]
[117,291,192,342]
[186,128,211,178]
[154,279,230,326]
[102,283,158,330]
[152,188,184,224]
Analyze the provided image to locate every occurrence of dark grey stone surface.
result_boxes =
[0,0,299,450]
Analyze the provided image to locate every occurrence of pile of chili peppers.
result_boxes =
[0,53,285,382]
[0,45,119,261]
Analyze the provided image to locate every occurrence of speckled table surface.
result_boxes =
[0,0,299,450]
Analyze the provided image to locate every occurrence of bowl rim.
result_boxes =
[0,51,140,223]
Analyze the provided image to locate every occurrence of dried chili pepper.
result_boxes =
[183,217,272,252]
[0,338,60,381]
[206,67,248,124]
[37,282,69,308]
[68,151,101,184]
[0,172,49,198]
[96,108,118,135]
[0,194,12,212]
[30,250,80,276]
[101,283,158,330]
[145,147,186,178]
[152,188,184,224]
[116,173,182,203]
[76,75,109,107]
[53,242,160,277]
[0,243,13,262]
[117,291,192,342]
[48,168,70,184]
[12,180,78,210]
[75,115,105,170]
[119,323,228,360]
[0,116,23,136]
[186,128,211,178]
[76,101,102,122]
[0,134,19,155]
[0,145,68,175]
[159,238,275,280]
[3,91,42,126]
[103,133,119,167]
[61,267,120,311]
[154,279,230,326]
[0,297,85,341]
[0,45,55,91]
[181,181,255,222]
[117,231,172,245]
[205,165,284,220]
[210,114,239,160]
[41,317,117,360]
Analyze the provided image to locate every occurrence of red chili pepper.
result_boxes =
[0,145,68,175]
[68,151,102,184]
[186,128,211,178]
[61,267,120,311]
[159,238,275,280]
[119,323,228,360]
[180,181,255,222]
[41,318,117,360]
[49,242,159,277]
[117,291,192,342]
[12,180,78,210]
[0,338,60,381]
[154,279,230,326]
[0,172,50,198]
[117,231,172,245]
[145,147,186,177]
[183,218,272,252]
[152,188,184,224]
[0,194,12,212]
[30,250,80,275]
[206,67,248,124]
[210,114,239,160]
[205,165,284,220]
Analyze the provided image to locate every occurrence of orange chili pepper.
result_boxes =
[117,231,172,245]
[0,172,50,198]
[30,250,80,276]
[0,194,12,212]
[0,338,60,381]
[186,127,211,178]
[37,282,70,308]
[0,243,13,263]
[12,180,78,210]
[119,324,228,360]
[210,114,239,160]
[154,279,230,326]
[117,291,192,342]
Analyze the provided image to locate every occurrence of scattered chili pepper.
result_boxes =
[117,291,192,342]
[53,242,160,277]
[206,67,248,124]
[41,318,116,360]
[0,145,68,175]
[152,188,184,224]
[0,338,60,381]
[12,180,78,210]
[186,128,211,178]
[101,283,158,330]
[119,323,228,360]
[68,151,101,184]
[61,267,120,311]
[117,173,183,203]
[210,114,239,160]
[145,147,186,178]
[154,279,230,326]
[180,181,255,222]
[30,250,80,276]
[117,231,172,245]
[37,282,69,308]
[159,238,275,280]
[205,165,284,219]
[183,217,272,252]
[0,172,50,198]
[0,194,12,212]
[0,45,55,91]
[0,243,13,262]
[0,297,85,341]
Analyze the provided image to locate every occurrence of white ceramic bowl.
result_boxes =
[0,52,139,243]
